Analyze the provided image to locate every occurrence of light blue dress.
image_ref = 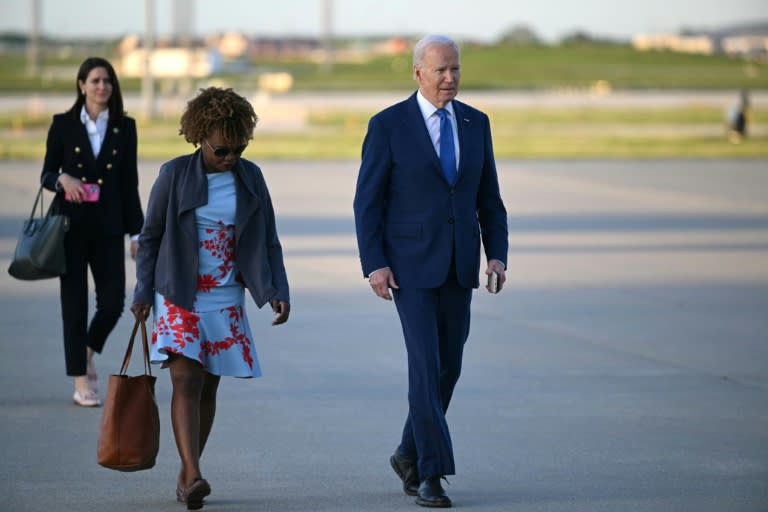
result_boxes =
[150,171,262,377]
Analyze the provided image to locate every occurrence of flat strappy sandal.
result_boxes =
[180,478,211,510]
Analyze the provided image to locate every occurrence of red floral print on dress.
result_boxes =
[197,274,219,292]
[197,222,236,293]
[200,221,236,279]
[198,306,254,369]
[157,298,200,350]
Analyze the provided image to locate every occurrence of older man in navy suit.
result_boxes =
[353,34,508,508]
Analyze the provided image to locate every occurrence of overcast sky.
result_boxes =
[0,0,764,43]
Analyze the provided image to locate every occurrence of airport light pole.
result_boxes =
[321,0,334,73]
[142,0,156,120]
[27,0,41,76]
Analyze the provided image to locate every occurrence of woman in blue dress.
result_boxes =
[131,87,290,510]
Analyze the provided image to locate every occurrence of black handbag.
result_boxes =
[8,185,70,280]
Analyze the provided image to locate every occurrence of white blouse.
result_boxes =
[79,106,109,157]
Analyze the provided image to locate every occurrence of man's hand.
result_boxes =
[271,300,290,325]
[369,267,399,301]
[485,259,507,294]
[130,240,139,260]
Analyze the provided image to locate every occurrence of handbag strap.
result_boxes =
[29,185,45,221]
[119,319,153,377]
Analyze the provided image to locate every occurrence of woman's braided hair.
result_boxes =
[179,87,258,146]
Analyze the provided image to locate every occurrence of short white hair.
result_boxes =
[412,35,460,68]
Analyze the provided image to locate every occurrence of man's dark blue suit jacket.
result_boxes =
[354,92,508,289]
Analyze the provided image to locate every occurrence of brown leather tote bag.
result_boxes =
[97,319,160,471]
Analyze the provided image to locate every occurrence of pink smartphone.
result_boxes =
[65,183,100,202]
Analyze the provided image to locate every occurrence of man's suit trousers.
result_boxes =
[393,273,472,479]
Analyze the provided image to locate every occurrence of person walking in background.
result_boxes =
[40,56,144,408]
[131,87,290,510]
[727,89,750,144]
[353,34,508,508]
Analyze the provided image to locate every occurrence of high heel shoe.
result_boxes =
[179,478,211,510]
[73,390,101,407]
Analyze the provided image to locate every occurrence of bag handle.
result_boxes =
[28,185,45,222]
[28,185,62,223]
[119,318,153,377]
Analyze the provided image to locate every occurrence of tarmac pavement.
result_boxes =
[0,158,767,511]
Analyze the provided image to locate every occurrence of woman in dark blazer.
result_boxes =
[40,57,144,407]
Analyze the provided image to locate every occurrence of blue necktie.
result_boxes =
[436,108,457,185]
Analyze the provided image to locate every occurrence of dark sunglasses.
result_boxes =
[204,139,247,158]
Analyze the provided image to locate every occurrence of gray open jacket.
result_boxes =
[133,151,289,311]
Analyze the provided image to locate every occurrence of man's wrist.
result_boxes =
[368,267,390,281]
[488,258,506,270]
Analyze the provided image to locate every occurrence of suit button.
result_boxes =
[77,163,83,168]
[74,146,81,153]
[97,178,104,185]
[448,217,455,224]
[112,149,117,155]
[106,163,113,170]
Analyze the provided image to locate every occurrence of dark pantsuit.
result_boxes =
[60,220,125,376]
[40,111,143,379]
[393,272,472,479]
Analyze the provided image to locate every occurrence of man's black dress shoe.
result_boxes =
[390,451,419,496]
[416,476,451,508]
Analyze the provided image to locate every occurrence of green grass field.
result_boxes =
[282,45,767,91]
[1,43,766,92]
[1,105,765,160]
[1,42,766,159]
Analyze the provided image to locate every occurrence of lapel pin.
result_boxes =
[463,118,469,123]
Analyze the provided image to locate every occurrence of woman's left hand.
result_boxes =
[271,300,290,326]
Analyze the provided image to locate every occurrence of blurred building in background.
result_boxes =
[118,34,222,79]
[722,35,768,60]
[632,33,715,54]
[633,21,768,59]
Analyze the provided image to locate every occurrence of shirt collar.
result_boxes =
[416,90,454,121]
[79,105,109,125]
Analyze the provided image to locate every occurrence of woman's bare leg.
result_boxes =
[169,355,208,488]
